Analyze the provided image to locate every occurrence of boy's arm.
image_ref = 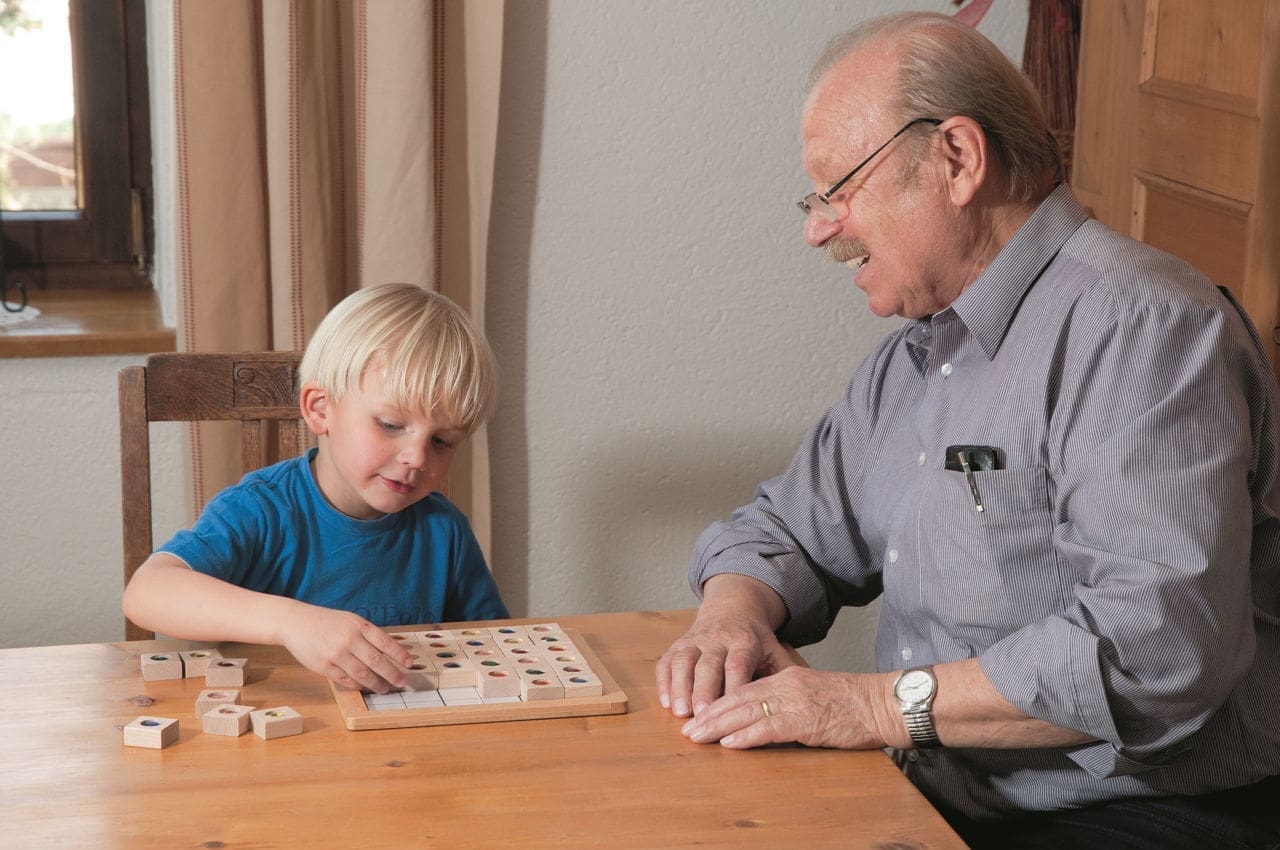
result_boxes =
[122,553,414,693]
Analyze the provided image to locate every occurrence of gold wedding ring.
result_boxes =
[761,699,773,717]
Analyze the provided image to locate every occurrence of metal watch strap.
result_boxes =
[904,709,941,748]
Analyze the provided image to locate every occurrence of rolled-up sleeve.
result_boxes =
[981,297,1257,775]
[690,338,893,646]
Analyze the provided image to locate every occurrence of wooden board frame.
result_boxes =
[329,627,628,730]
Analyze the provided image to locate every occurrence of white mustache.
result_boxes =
[826,238,869,267]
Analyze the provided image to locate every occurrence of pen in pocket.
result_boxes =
[955,450,984,512]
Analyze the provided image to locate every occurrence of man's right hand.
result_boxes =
[656,574,793,717]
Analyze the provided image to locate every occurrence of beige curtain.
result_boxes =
[171,0,504,555]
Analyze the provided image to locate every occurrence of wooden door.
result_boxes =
[1072,0,1280,375]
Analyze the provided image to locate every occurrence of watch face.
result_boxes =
[897,669,935,703]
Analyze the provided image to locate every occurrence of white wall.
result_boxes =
[0,1,1026,677]
[0,357,185,647]
[485,0,1026,673]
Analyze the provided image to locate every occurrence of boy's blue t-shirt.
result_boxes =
[157,448,509,626]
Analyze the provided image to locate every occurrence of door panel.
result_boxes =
[1073,0,1280,374]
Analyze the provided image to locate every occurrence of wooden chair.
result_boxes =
[118,352,305,640]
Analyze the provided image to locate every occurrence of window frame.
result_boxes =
[0,0,152,292]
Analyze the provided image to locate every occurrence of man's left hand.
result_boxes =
[680,666,903,750]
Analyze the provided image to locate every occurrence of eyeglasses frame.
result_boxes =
[797,117,943,219]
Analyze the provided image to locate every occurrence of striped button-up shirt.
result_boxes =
[691,184,1280,819]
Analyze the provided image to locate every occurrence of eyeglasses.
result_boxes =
[797,117,942,221]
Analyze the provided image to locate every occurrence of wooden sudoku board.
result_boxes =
[328,623,628,730]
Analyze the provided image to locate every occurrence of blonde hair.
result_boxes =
[298,283,497,433]
[810,12,1060,203]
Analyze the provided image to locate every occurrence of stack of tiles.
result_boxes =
[203,704,255,737]
[362,623,605,711]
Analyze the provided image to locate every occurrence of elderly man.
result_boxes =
[657,11,1280,848]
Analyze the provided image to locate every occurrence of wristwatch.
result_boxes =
[893,666,941,749]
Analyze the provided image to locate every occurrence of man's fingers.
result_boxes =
[665,643,713,717]
[655,651,676,709]
[690,652,729,716]
[683,691,776,746]
[723,646,760,693]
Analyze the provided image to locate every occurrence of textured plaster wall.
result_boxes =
[0,357,185,647]
[0,2,1026,677]
[486,0,1026,673]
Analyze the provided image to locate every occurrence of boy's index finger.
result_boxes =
[364,624,416,668]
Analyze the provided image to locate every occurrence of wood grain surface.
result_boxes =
[0,609,964,849]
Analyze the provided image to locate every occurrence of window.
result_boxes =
[0,0,151,293]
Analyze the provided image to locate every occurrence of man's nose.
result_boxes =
[804,209,842,248]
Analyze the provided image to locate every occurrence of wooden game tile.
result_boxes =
[488,626,534,646]
[401,690,445,708]
[480,695,521,704]
[507,652,550,669]
[204,658,248,687]
[531,633,579,656]
[519,667,566,701]
[537,638,581,656]
[553,659,594,677]
[140,652,183,681]
[202,704,254,737]
[425,644,466,667]
[453,627,489,640]
[250,706,304,739]
[396,660,439,692]
[412,630,458,646]
[462,643,503,662]
[435,656,479,688]
[555,666,603,698]
[497,642,538,659]
[196,688,242,717]
[526,624,572,648]
[364,692,408,711]
[438,686,481,705]
[179,648,222,678]
[387,631,423,650]
[123,716,179,749]
[476,661,520,698]
[545,650,585,667]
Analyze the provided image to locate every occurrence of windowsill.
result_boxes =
[0,288,175,358]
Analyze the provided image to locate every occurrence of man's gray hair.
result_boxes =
[811,12,1060,203]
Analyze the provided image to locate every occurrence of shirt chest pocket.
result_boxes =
[913,465,1067,636]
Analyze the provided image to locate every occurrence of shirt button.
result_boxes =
[888,549,899,564]
[917,452,926,466]
[908,751,920,763]
[902,647,913,661]
[940,362,953,377]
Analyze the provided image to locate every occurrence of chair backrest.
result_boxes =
[119,351,305,640]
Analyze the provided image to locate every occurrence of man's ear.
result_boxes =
[299,382,330,437]
[936,116,988,207]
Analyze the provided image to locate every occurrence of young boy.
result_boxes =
[122,283,509,693]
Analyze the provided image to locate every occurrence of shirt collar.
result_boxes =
[947,183,1090,360]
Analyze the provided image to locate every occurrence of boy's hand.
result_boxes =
[277,604,416,693]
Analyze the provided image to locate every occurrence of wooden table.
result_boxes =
[0,609,965,849]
